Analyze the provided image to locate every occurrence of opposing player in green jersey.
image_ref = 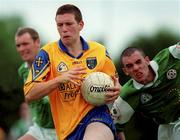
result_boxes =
[15,27,57,140]
[111,43,180,140]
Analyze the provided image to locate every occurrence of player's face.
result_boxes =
[122,51,151,84]
[56,13,84,46]
[15,33,40,64]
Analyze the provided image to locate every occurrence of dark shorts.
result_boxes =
[66,105,119,140]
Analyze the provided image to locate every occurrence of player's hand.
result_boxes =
[55,67,86,86]
[105,76,121,103]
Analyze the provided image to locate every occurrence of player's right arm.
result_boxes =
[24,49,86,103]
[25,76,60,103]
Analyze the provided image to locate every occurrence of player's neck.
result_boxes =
[141,67,155,85]
[26,60,33,68]
[66,39,83,57]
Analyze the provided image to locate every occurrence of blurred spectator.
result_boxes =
[9,102,32,140]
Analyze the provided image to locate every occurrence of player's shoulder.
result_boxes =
[168,43,180,59]
[18,62,28,73]
[18,62,29,78]
[41,41,58,52]
[88,41,106,50]
[153,48,169,61]
[18,63,25,71]
[154,43,180,60]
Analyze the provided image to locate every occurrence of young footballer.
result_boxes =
[24,4,120,140]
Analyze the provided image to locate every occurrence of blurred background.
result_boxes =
[0,0,179,139]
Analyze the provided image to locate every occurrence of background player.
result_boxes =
[15,27,57,140]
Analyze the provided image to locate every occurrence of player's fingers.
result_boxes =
[105,91,119,102]
[111,76,121,89]
[111,75,118,81]
[105,92,119,102]
[111,76,118,83]
[70,79,81,86]
[105,92,114,99]
[107,86,120,92]
[72,67,86,71]
[70,70,87,75]
[69,75,84,81]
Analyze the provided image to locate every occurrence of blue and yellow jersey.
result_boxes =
[24,37,117,140]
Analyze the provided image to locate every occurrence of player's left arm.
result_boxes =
[106,76,121,103]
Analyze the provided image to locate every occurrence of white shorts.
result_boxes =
[26,123,58,140]
[158,119,180,140]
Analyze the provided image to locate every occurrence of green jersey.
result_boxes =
[18,63,54,128]
[112,44,180,131]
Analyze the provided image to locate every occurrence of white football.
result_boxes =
[81,72,114,106]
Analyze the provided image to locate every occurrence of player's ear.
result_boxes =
[144,56,150,64]
[35,38,40,45]
[122,67,129,76]
[79,20,84,31]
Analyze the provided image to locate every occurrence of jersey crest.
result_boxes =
[57,62,68,72]
[86,57,97,69]
[140,93,152,104]
[166,69,177,80]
